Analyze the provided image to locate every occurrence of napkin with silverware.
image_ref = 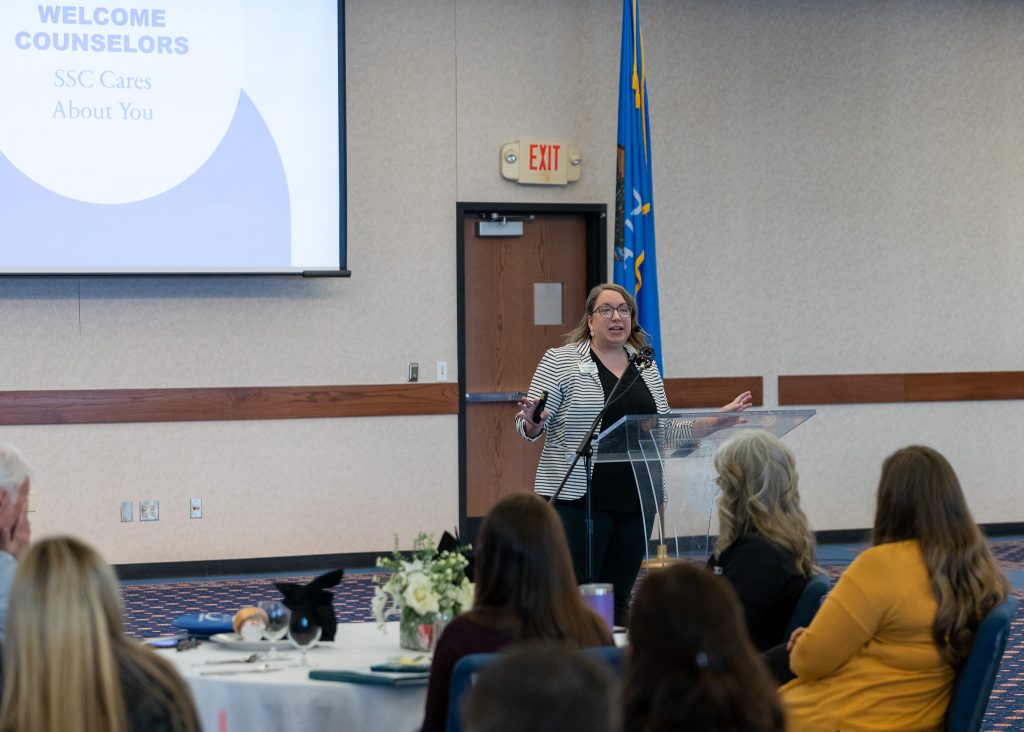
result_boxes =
[274,568,344,641]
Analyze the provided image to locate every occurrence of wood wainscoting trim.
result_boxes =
[663,377,763,409]
[778,371,1024,405]
[0,383,460,426]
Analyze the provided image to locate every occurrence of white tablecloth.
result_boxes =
[161,622,426,732]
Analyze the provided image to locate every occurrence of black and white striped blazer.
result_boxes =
[515,339,672,501]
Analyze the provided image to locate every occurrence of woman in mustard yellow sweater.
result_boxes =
[781,446,1008,731]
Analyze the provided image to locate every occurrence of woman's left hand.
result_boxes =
[691,392,753,434]
[720,391,752,413]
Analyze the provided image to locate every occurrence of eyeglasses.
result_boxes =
[593,304,632,319]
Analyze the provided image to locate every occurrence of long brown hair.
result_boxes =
[470,493,610,647]
[872,446,1009,666]
[564,283,649,351]
[623,563,784,732]
[0,537,199,732]
[714,431,816,576]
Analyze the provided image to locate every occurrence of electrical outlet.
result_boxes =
[190,498,203,519]
[408,362,419,382]
[436,361,448,381]
[139,499,159,521]
[120,501,133,522]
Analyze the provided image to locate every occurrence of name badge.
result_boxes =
[579,361,598,375]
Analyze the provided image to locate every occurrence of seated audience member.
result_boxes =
[708,431,817,653]
[0,536,200,732]
[420,493,612,732]
[0,444,31,643]
[460,645,618,732]
[782,446,1010,731]
[623,562,785,732]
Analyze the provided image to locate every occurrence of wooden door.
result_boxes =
[460,211,594,523]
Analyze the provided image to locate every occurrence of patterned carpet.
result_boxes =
[121,571,383,638]
[121,541,1024,732]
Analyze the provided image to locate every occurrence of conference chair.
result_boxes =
[446,652,501,732]
[783,572,832,641]
[582,644,626,675]
[444,646,627,732]
[944,595,1018,732]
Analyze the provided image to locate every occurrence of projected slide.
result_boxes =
[0,2,341,273]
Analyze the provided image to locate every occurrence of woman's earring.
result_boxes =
[589,330,594,337]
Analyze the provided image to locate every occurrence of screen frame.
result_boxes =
[0,0,349,279]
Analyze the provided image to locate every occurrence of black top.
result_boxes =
[589,349,657,513]
[707,534,810,651]
[120,657,199,732]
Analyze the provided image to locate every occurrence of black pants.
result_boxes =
[554,501,654,627]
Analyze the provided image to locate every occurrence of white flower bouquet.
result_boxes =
[373,532,473,650]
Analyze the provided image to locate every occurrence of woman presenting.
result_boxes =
[515,283,750,626]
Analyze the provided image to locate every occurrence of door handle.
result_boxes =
[464,391,526,403]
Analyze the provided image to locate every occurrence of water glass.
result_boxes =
[288,610,322,667]
[258,600,291,659]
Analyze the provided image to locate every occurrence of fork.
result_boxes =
[195,653,262,666]
[200,663,281,676]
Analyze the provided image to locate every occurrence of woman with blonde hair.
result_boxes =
[420,493,612,732]
[782,446,1010,730]
[0,536,199,732]
[709,430,817,652]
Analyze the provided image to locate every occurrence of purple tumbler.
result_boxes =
[579,583,615,631]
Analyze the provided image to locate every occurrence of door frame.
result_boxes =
[456,202,608,542]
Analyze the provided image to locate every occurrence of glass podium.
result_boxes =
[593,409,815,568]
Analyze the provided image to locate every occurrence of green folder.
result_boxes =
[309,669,430,686]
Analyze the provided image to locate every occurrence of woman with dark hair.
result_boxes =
[0,536,199,732]
[516,283,750,625]
[419,493,611,732]
[709,430,817,652]
[623,562,785,732]
[782,446,1010,730]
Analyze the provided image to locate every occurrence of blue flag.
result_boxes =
[614,0,662,373]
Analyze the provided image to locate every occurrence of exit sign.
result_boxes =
[500,140,581,186]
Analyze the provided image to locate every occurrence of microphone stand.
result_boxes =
[548,347,653,583]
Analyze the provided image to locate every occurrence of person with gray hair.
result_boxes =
[0,443,32,642]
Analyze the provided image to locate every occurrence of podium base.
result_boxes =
[641,544,682,571]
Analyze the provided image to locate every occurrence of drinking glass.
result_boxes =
[288,609,322,667]
[258,600,291,659]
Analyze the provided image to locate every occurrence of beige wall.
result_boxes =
[1,0,1022,564]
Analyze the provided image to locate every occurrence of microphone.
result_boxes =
[635,346,656,369]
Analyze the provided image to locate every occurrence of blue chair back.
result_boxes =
[945,595,1018,732]
[444,645,626,732]
[445,652,501,732]
[582,644,627,676]
[784,572,832,641]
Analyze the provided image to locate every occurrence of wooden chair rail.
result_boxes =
[663,377,763,409]
[2,371,1016,425]
[778,371,1024,405]
[0,383,460,426]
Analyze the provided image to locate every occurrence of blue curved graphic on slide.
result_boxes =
[0,90,290,270]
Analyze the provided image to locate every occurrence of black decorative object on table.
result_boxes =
[437,531,475,581]
[274,567,344,641]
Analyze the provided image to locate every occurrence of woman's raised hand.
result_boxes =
[720,391,753,413]
[516,395,549,438]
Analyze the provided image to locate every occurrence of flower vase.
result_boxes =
[398,608,451,652]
